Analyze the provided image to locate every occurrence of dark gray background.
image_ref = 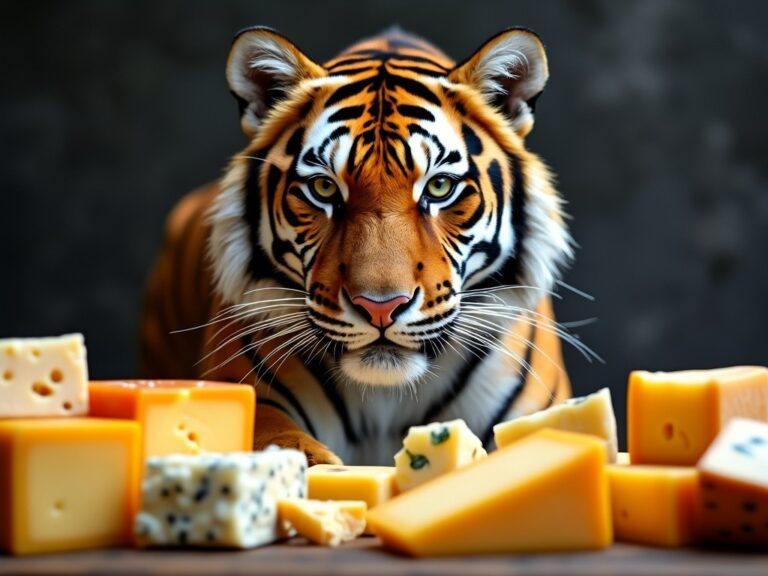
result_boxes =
[2,1,767,444]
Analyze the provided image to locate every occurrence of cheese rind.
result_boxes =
[367,429,612,556]
[135,447,307,548]
[278,499,366,546]
[628,366,768,465]
[0,418,140,555]
[696,418,768,547]
[494,388,618,461]
[608,465,699,547]
[394,419,486,492]
[89,380,255,458]
[0,334,88,417]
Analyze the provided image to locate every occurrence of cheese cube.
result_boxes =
[0,418,140,555]
[366,429,612,556]
[135,447,307,548]
[608,465,699,547]
[696,418,768,547]
[394,419,486,492]
[308,465,397,507]
[278,499,366,546]
[0,334,88,417]
[89,380,255,458]
[494,388,618,462]
[628,366,768,465]
[616,452,631,465]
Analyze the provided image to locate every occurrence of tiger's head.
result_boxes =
[209,27,572,387]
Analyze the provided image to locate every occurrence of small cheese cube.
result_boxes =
[367,429,612,556]
[0,418,140,555]
[628,366,768,465]
[394,419,486,492]
[308,465,397,506]
[696,418,768,547]
[494,388,618,461]
[135,447,307,548]
[616,452,631,465]
[278,499,366,546]
[608,465,699,547]
[0,334,88,417]
[89,380,255,458]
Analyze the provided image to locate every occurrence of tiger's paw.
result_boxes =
[266,431,343,466]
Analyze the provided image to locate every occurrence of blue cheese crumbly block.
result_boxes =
[135,446,307,548]
[394,419,487,492]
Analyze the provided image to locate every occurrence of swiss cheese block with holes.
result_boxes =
[628,367,768,465]
[0,334,88,417]
[278,498,367,547]
[696,418,768,547]
[366,429,612,556]
[608,465,699,547]
[88,380,255,459]
[134,447,307,548]
[494,388,618,462]
[0,418,140,555]
[394,419,486,492]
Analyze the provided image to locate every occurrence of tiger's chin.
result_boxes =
[338,345,428,387]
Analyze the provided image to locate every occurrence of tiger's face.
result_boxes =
[209,28,571,387]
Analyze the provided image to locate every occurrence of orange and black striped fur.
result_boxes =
[141,27,576,465]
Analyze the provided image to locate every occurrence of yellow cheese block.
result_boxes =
[278,499,366,546]
[308,465,397,507]
[394,419,486,492]
[0,334,89,417]
[0,418,141,555]
[89,380,255,458]
[494,388,618,461]
[628,366,768,465]
[608,465,699,547]
[366,429,612,556]
[696,418,768,548]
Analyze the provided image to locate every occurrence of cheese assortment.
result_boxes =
[367,429,613,556]
[134,447,307,548]
[278,499,367,546]
[696,418,768,547]
[494,388,619,462]
[628,367,768,465]
[89,380,255,458]
[0,418,141,555]
[394,419,487,492]
[0,334,89,417]
[608,465,699,547]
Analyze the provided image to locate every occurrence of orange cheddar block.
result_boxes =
[308,465,398,507]
[628,366,768,465]
[366,429,612,556]
[89,380,254,458]
[696,418,768,548]
[608,465,699,547]
[0,418,140,555]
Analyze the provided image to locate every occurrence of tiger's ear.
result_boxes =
[226,27,326,137]
[450,29,548,138]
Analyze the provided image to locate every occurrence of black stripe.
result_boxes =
[481,325,537,446]
[307,308,354,328]
[398,104,434,121]
[387,63,446,77]
[305,358,359,444]
[258,398,293,418]
[328,105,365,123]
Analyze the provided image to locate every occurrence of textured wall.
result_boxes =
[2,1,767,442]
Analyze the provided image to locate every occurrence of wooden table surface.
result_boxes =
[2,538,767,576]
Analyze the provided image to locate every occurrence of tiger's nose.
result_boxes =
[350,293,412,329]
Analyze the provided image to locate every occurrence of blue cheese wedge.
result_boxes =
[394,419,487,492]
[0,334,88,417]
[135,446,307,548]
[493,388,618,462]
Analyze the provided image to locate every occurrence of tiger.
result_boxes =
[140,26,578,466]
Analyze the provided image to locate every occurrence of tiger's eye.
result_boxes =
[425,175,454,198]
[312,177,338,199]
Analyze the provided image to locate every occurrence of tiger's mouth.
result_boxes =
[337,343,428,387]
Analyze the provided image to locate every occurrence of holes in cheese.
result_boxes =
[367,429,612,556]
[494,388,618,462]
[395,419,486,492]
[0,334,88,417]
[278,499,366,547]
[628,367,768,465]
[696,418,768,548]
